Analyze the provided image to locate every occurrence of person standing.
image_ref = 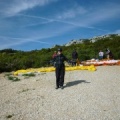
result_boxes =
[53,48,68,89]
[52,51,57,59]
[72,49,78,66]
[98,50,104,60]
[105,48,113,60]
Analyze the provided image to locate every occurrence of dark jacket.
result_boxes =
[72,51,78,59]
[53,54,68,67]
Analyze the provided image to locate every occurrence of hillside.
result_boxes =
[0,34,120,72]
[64,34,120,46]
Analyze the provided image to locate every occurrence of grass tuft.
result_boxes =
[7,76,20,82]
[22,73,36,77]
[6,114,14,119]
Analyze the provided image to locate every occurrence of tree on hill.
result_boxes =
[0,34,120,72]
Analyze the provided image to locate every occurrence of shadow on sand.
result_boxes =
[65,80,90,88]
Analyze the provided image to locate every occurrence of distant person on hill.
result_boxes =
[72,49,78,66]
[52,51,57,66]
[105,48,113,60]
[98,50,104,60]
[52,51,57,59]
[53,48,68,89]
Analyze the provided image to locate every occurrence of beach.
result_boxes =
[0,66,120,120]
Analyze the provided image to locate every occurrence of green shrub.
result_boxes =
[7,76,20,82]
[22,73,36,77]
[6,114,14,119]
[0,34,120,72]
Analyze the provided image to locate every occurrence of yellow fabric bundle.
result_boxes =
[14,65,96,75]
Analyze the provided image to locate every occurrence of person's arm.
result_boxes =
[53,55,57,62]
[64,55,70,63]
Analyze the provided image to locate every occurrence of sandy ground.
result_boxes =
[0,66,120,120]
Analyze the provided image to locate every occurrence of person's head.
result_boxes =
[57,48,62,54]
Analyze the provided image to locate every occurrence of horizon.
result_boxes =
[0,0,120,51]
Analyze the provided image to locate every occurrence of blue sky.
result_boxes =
[0,0,120,51]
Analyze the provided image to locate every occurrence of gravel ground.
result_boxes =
[0,66,120,120]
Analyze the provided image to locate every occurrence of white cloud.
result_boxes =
[0,1,120,50]
[21,20,53,28]
[2,0,58,16]
[56,6,87,19]
[17,14,83,27]
[0,35,51,49]
[0,21,74,49]
[57,3,120,32]
[114,30,120,34]
[46,3,120,31]
[18,13,107,32]
[81,3,120,25]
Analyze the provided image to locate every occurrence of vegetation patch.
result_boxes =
[4,73,20,82]
[6,114,14,119]
[4,73,12,77]
[22,73,36,77]
[18,88,35,94]
[0,34,120,72]
[21,88,29,92]
[7,76,20,82]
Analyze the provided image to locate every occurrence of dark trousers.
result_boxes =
[72,59,77,66]
[55,65,65,87]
